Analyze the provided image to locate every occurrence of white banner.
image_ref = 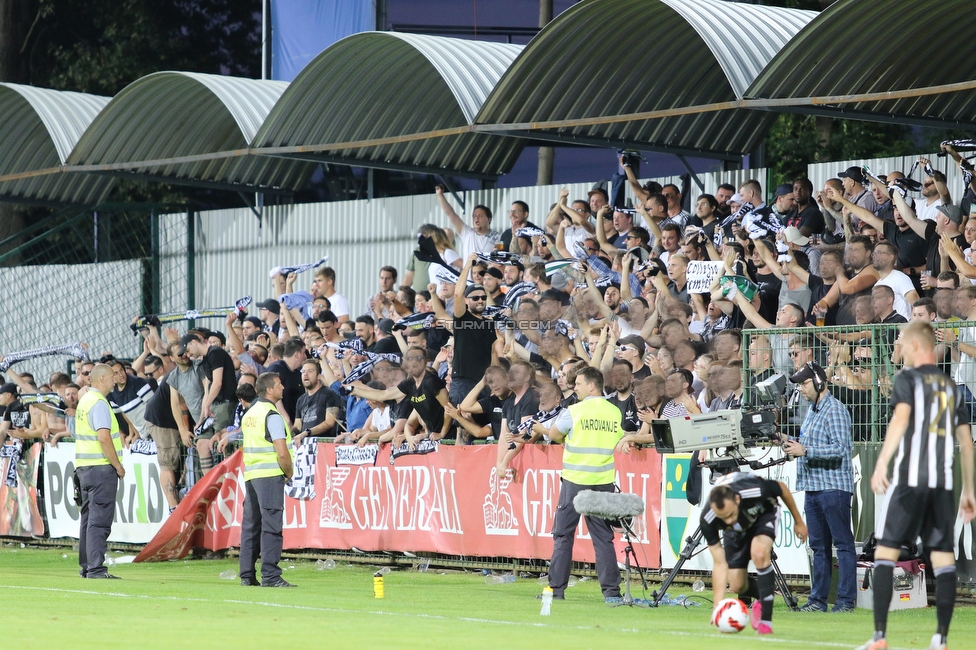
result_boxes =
[660,450,810,576]
[685,261,723,295]
[43,442,169,543]
[334,444,379,466]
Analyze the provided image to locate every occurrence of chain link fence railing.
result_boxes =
[741,321,975,443]
[0,204,188,382]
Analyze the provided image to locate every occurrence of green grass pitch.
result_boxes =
[2,547,974,649]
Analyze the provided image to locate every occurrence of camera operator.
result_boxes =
[545,366,624,603]
[703,473,807,636]
[782,362,856,613]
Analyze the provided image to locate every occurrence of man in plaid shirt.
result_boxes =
[782,362,856,613]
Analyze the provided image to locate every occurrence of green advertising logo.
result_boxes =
[664,455,691,557]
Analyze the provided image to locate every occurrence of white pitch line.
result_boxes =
[0,585,913,649]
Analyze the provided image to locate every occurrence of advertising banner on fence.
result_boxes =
[43,442,169,543]
[660,451,810,576]
[137,443,662,565]
[0,441,44,538]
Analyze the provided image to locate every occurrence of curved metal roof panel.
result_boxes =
[0,84,114,205]
[253,32,525,179]
[746,0,976,126]
[68,72,313,192]
[476,0,816,158]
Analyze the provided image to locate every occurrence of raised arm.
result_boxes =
[435,186,466,237]
[826,185,884,233]
[594,206,616,256]
[546,188,570,231]
[890,187,927,238]
[454,254,477,318]
[731,291,772,330]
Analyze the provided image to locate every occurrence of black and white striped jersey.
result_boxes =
[889,364,967,491]
[700,472,782,546]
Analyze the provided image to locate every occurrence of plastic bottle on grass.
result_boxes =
[692,580,705,592]
[373,572,385,598]
[540,587,553,616]
[486,574,516,584]
[219,570,236,580]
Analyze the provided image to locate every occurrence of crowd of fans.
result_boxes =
[3,145,976,511]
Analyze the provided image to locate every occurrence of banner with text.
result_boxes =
[0,442,44,538]
[43,442,169,543]
[137,443,662,565]
[685,261,724,295]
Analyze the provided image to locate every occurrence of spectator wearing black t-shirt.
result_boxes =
[451,255,499,405]
[351,350,452,448]
[454,366,512,442]
[833,187,928,279]
[783,178,824,237]
[0,383,26,447]
[143,379,189,512]
[496,361,540,476]
[179,331,238,476]
[293,360,343,445]
[355,316,378,351]
[606,359,639,432]
[264,338,307,426]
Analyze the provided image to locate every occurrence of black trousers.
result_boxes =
[548,479,620,598]
[239,474,286,583]
[77,465,119,577]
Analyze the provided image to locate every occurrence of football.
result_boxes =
[713,598,749,633]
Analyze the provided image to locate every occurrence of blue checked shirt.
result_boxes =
[585,255,643,298]
[794,391,854,493]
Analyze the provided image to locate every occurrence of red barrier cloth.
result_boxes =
[137,444,661,566]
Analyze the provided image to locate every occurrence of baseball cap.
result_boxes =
[539,289,570,306]
[256,298,280,315]
[838,166,865,184]
[587,187,608,203]
[774,183,794,199]
[729,192,743,204]
[783,226,809,246]
[464,283,488,297]
[377,318,395,335]
[789,362,827,386]
[176,333,198,356]
[0,383,17,396]
[243,315,263,329]
[936,204,963,224]
[484,267,503,280]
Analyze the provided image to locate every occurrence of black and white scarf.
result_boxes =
[0,343,90,372]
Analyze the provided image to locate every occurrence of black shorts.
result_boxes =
[877,485,956,553]
[723,508,779,569]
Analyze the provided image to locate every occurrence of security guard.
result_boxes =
[546,366,624,602]
[239,372,295,588]
[75,364,125,579]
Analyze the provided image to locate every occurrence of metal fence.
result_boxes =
[740,321,973,443]
[0,204,187,380]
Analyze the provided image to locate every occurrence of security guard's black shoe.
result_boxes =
[240,577,260,586]
[88,573,121,579]
[262,577,297,588]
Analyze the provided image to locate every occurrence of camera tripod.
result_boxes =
[610,518,650,608]
[650,526,799,610]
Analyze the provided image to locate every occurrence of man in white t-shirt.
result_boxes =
[314,266,349,322]
[435,185,500,258]
[872,241,918,320]
[914,157,951,223]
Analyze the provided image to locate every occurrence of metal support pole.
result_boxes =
[150,210,161,315]
[187,209,196,330]
[536,0,555,186]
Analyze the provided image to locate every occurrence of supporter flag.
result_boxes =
[719,274,758,301]
[271,1,375,82]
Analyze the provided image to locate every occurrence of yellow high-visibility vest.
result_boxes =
[242,399,292,481]
[74,389,122,467]
[562,398,623,485]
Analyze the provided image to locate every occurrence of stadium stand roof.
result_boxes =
[0,83,114,206]
[474,0,817,160]
[746,0,976,130]
[66,72,314,196]
[251,31,525,181]
[3,0,976,208]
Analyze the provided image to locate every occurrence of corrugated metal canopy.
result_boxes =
[67,72,315,194]
[252,32,526,180]
[475,0,816,159]
[0,83,114,205]
[747,0,976,129]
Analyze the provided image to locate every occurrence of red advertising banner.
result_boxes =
[138,444,662,566]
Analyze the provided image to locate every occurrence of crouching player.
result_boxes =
[702,472,807,635]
